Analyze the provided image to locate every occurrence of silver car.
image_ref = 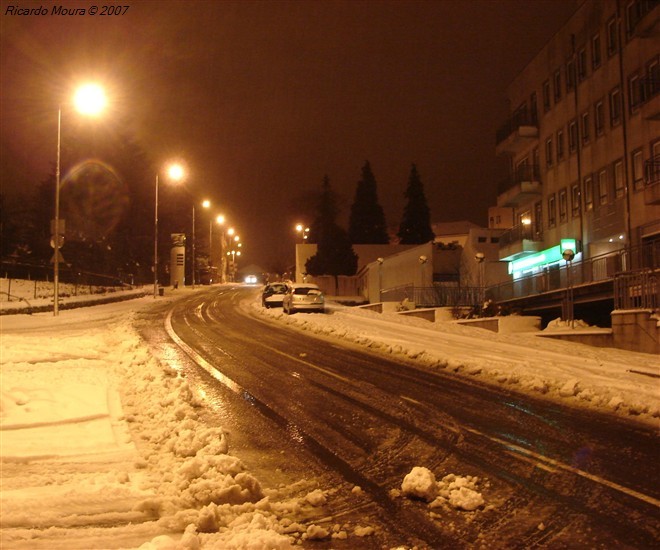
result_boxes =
[282,283,325,314]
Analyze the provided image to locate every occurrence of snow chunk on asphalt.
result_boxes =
[401,466,437,501]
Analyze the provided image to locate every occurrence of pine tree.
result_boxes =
[398,164,435,244]
[348,161,389,244]
[305,176,358,283]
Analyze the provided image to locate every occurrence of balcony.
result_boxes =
[644,154,660,204]
[627,0,659,38]
[499,222,543,261]
[631,75,660,120]
[497,165,542,207]
[496,109,538,156]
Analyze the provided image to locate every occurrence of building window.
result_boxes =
[595,100,605,136]
[559,188,568,223]
[545,137,553,167]
[629,72,642,112]
[557,129,565,162]
[592,33,601,69]
[553,70,562,103]
[530,92,538,123]
[648,58,659,97]
[542,80,551,112]
[548,194,557,228]
[577,47,587,81]
[613,159,624,198]
[609,87,622,126]
[571,184,581,217]
[568,119,578,153]
[566,60,575,92]
[598,168,609,205]
[607,16,618,57]
[584,175,594,211]
[581,111,590,145]
[632,148,644,191]
[649,140,660,184]
[534,201,543,238]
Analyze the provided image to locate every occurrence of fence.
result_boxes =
[381,284,482,308]
[488,242,659,304]
[614,269,658,310]
[0,260,127,287]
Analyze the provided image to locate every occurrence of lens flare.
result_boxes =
[60,160,128,240]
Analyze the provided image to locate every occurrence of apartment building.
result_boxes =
[491,0,659,281]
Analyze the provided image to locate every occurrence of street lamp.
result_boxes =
[210,214,225,263]
[154,163,184,298]
[54,83,107,316]
[192,199,211,289]
[295,223,310,242]
[563,248,576,328]
[377,257,384,302]
[475,252,485,305]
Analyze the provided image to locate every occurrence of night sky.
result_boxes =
[1,0,578,270]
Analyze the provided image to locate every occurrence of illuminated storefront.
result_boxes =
[506,239,580,279]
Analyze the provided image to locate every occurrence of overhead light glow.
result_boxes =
[73,83,107,116]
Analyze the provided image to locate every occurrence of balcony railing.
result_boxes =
[499,223,542,249]
[631,76,660,109]
[645,154,660,184]
[498,164,541,195]
[626,0,659,37]
[496,109,538,146]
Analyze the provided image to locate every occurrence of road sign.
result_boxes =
[50,235,65,249]
[50,251,67,264]
[50,219,65,236]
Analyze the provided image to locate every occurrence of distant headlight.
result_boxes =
[244,275,257,284]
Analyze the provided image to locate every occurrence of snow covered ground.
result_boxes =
[1,282,658,549]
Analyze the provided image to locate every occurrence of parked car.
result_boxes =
[261,282,289,308]
[282,283,325,314]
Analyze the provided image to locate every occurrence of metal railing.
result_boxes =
[381,284,482,308]
[644,154,660,185]
[496,108,538,145]
[499,223,542,249]
[626,0,659,37]
[614,269,658,310]
[488,241,660,304]
[497,164,542,196]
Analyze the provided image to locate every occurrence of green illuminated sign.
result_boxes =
[509,239,577,273]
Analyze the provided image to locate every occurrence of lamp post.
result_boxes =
[377,257,384,302]
[190,199,209,289]
[563,248,575,328]
[153,163,184,298]
[211,214,225,277]
[475,252,485,305]
[54,83,107,316]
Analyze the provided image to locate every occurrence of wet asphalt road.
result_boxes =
[137,285,659,549]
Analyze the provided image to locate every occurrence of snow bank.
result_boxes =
[247,298,660,424]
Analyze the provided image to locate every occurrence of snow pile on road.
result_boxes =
[399,467,485,512]
[248,298,660,424]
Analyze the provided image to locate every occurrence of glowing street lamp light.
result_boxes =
[72,84,107,116]
[154,162,184,298]
[295,223,310,243]
[54,82,108,316]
